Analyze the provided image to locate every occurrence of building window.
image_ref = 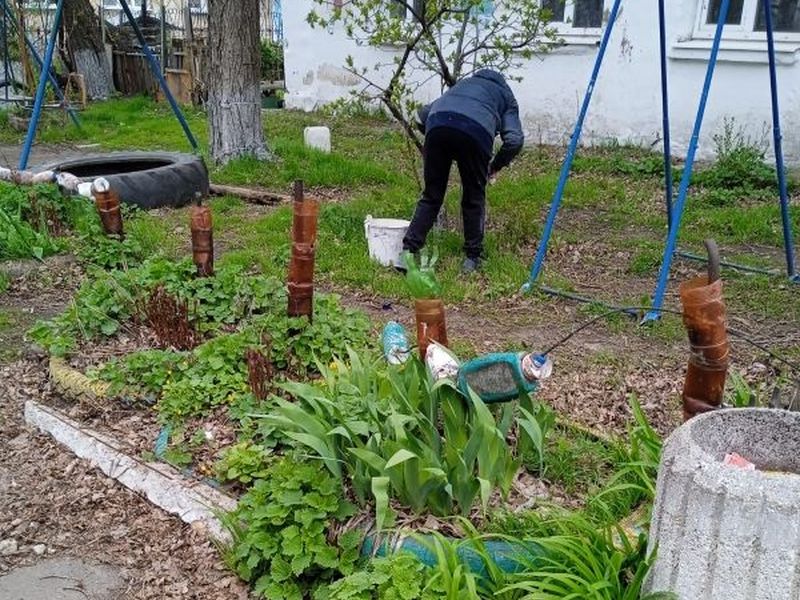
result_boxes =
[390,0,425,20]
[542,0,604,31]
[754,0,800,32]
[697,0,800,40]
[706,0,746,24]
[188,0,208,14]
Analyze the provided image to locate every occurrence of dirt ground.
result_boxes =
[0,258,251,599]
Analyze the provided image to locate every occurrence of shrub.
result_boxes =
[221,456,360,600]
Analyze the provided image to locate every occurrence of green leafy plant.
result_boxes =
[262,351,521,527]
[517,397,556,475]
[261,40,284,80]
[90,349,186,399]
[0,183,74,260]
[501,512,667,600]
[221,456,360,600]
[588,397,662,524]
[403,250,442,299]
[689,117,779,205]
[216,441,273,485]
[726,371,759,408]
[317,553,444,600]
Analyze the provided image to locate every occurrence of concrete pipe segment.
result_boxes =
[645,408,800,599]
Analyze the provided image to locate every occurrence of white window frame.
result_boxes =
[542,0,606,42]
[188,0,208,15]
[694,0,800,42]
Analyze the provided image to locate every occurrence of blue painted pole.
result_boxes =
[118,0,199,152]
[3,2,9,103]
[523,0,623,290]
[763,0,798,282]
[644,0,731,322]
[18,0,63,170]
[658,0,674,230]
[0,0,80,128]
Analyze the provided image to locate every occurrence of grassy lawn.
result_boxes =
[6,97,796,323]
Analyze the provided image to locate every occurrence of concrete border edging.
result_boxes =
[24,400,236,542]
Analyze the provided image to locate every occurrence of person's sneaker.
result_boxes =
[461,257,482,274]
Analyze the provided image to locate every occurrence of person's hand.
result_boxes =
[488,169,498,186]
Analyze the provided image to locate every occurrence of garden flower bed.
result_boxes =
[17,187,665,600]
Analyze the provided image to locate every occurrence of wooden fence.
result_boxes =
[112,51,159,97]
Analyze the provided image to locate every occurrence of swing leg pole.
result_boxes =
[658,0,674,230]
[0,0,79,128]
[522,0,623,291]
[118,0,199,152]
[763,0,799,282]
[18,0,63,170]
[644,0,732,322]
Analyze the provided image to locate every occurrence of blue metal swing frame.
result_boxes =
[523,0,799,323]
[16,0,198,171]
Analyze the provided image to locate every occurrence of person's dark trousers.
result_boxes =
[403,126,491,260]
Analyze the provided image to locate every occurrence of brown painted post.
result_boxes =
[287,180,319,320]
[680,240,730,421]
[91,178,124,237]
[190,203,214,277]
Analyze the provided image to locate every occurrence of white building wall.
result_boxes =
[283,0,800,162]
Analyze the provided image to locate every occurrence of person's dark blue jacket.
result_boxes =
[417,69,524,173]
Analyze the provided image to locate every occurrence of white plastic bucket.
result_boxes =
[364,215,410,268]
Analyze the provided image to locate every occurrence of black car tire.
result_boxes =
[42,151,209,209]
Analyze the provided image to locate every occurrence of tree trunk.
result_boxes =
[207,0,269,164]
[63,0,113,99]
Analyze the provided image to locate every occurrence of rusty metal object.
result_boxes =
[291,180,319,247]
[92,178,124,237]
[680,239,730,422]
[190,204,214,277]
[287,181,319,321]
[415,298,449,360]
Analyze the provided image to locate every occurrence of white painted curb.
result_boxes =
[24,401,236,542]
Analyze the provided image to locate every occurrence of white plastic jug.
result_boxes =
[364,215,410,268]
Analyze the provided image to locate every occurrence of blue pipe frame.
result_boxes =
[17,0,196,170]
[118,0,198,152]
[643,0,732,322]
[524,0,799,323]
[18,0,63,170]
[0,0,80,124]
[763,0,798,282]
[0,0,80,133]
[523,0,623,292]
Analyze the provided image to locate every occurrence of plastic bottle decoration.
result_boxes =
[91,178,123,237]
[190,200,214,277]
[680,240,730,421]
[287,180,320,320]
[404,250,448,360]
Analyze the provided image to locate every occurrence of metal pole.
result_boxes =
[118,0,198,151]
[0,0,79,127]
[18,0,63,170]
[523,0,623,291]
[160,1,166,75]
[644,0,731,322]
[658,0,674,230]
[3,2,9,103]
[763,0,798,282]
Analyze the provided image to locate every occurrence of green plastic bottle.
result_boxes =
[457,352,552,404]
